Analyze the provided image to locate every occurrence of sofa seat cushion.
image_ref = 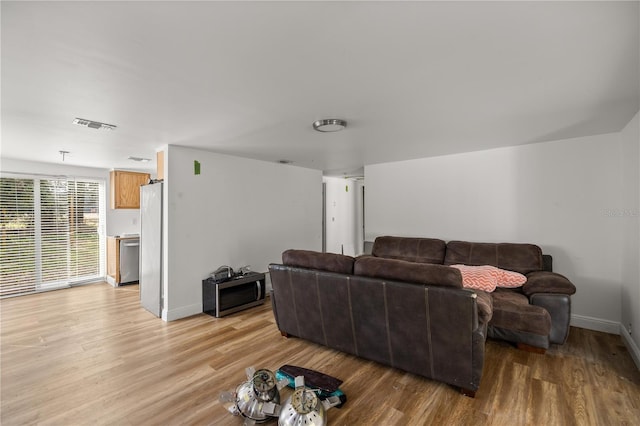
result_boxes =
[354,256,462,288]
[490,289,551,336]
[282,249,355,274]
[372,236,446,264]
[445,241,543,274]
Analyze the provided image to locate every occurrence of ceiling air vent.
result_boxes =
[73,118,116,131]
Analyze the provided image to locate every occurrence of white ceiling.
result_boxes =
[1,1,638,176]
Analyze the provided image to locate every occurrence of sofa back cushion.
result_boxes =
[444,241,543,274]
[371,236,446,264]
[282,249,355,274]
[354,256,462,288]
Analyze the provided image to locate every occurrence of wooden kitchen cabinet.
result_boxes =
[156,150,165,181]
[110,170,150,209]
[107,237,119,282]
[107,235,139,286]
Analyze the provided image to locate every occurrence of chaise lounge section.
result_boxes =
[370,236,577,351]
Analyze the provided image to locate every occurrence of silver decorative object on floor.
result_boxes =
[220,367,288,425]
[278,376,341,426]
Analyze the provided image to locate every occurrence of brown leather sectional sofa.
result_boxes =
[268,236,576,396]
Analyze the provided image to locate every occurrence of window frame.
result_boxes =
[0,172,106,298]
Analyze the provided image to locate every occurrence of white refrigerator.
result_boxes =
[139,182,163,317]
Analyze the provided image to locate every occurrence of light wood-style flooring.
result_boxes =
[2,283,639,425]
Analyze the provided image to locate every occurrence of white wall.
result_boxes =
[323,177,361,256]
[0,158,147,237]
[619,111,640,364]
[365,133,624,329]
[162,145,322,321]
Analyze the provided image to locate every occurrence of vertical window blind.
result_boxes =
[0,174,105,298]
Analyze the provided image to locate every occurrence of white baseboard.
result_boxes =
[571,315,640,371]
[570,314,620,335]
[620,326,640,371]
[162,303,202,322]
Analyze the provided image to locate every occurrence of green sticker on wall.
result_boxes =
[194,160,201,175]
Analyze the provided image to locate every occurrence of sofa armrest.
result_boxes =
[522,271,576,296]
[269,289,281,330]
[282,249,355,274]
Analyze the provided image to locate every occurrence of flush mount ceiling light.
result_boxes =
[73,117,117,131]
[313,119,347,132]
[128,156,151,163]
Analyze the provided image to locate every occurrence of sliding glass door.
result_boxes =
[0,174,105,297]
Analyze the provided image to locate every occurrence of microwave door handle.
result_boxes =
[256,280,262,301]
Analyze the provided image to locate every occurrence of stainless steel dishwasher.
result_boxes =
[119,237,140,284]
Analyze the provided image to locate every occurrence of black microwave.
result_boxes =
[202,272,266,317]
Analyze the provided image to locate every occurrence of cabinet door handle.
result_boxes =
[256,281,262,301]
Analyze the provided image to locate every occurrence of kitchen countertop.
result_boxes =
[109,234,139,239]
